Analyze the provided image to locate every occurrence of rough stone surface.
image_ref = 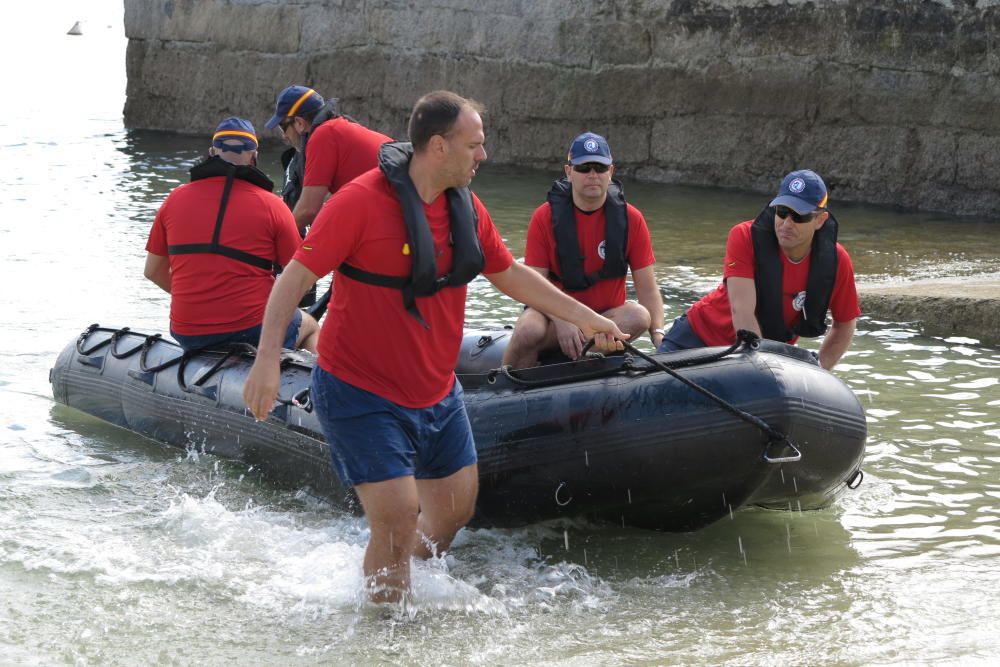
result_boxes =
[124,0,1000,216]
[857,280,1000,345]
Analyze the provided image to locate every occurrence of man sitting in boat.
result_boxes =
[657,169,860,370]
[242,91,627,604]
[501,132,665,369]
[143,117,319,352]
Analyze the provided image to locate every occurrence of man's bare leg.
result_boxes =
[353,476,420,603]
[602,301,650,341]
[295,311,320,352]
[413,464,479,559]
[502,308,557,369]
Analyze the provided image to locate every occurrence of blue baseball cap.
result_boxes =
[264,85,325,129]
[769,169,829,213]
[567,132,613,166]
[212,117,258,153]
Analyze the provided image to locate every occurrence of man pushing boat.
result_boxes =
[242,91,627,604]
[657,169,860,370]
[501,131,665,369]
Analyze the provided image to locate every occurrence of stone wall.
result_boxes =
[124,0,1000,216]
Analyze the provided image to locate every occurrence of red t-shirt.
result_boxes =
[293,169,514,408]
[146,177,301,336]
[687,220,861,346]
[302,117,392,193]
[523,201,656,313]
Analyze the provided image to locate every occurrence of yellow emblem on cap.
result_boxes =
[302,245,313,251]
[402,243,410,255]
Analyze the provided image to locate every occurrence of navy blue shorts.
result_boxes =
[657,313,707,353]
[172,309,302,352]
[310,367,478,487]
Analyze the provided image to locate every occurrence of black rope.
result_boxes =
[492,335,746,389]
[110,328,146,359]
[612,330,800,462]
[493,355,635,387]
[77,323,112,355]
[138,334,188,373]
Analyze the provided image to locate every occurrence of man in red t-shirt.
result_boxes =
[659,169,860,370]
[502,132,664,368]
[244,92,627,603]
[143,117,319,352]
[264,85,392,232]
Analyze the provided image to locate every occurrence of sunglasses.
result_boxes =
[278,117,294,131]
[572,163,611,174]
[774,205,817,224]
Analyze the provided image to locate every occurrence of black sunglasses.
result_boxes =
[774,205,817,224]
[572,163,611,174]
[278,117,294,131]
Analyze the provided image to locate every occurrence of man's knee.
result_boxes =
[506,310,551,353]
[605,301,651,336]
[296,311,320,350]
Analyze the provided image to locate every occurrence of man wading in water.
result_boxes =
[243,91,627,603]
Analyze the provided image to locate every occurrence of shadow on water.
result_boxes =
[529,507,859,584]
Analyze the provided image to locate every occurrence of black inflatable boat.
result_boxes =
[50,325,866,531]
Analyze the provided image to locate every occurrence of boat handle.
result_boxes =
[763,439,802,464]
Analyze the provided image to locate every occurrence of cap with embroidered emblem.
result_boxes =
[567,131,613,166]
[769,169,829,213]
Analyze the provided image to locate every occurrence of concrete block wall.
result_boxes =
[124,0,1000,215]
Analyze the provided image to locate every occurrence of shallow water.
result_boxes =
[2,3,999,665]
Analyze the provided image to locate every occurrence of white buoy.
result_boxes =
[67,21,82,36]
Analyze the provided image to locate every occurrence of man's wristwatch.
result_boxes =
[652,328,665,337]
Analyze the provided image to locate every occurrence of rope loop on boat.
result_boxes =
[177,343,257,392]
[110,328,146,359]
[138,334,188,373]
[845,468,864,489]
[77,323,112,355]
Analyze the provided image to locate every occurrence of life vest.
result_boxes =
[337,141,485,328]
[280,100,342,211]
[546,177,629,292]
[750,207,839,341]
[167,156,278,272]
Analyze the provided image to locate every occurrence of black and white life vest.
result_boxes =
[750,207,839,341]
[336,141,485,328]
[546,177,629,291]
[167,156,278,272]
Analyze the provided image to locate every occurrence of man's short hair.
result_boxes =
[408,91,485,151]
